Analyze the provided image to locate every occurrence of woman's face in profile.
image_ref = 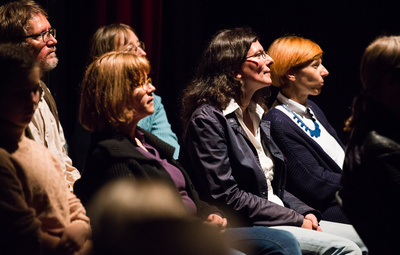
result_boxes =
[291,58,329,97]
[118,30,146,56]
[236,41,274,96]
[130,78,156,120]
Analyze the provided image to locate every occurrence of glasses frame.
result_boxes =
[23,28,56,43]
[139,77,152,87]
[246,50,267,60]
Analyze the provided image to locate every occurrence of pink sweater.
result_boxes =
[0,135,90,253]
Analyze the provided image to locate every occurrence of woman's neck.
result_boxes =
[119,121,149,153]
[119,121,138,140]
[280,88,308,106]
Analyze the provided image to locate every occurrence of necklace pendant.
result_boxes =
[282,104,321,138]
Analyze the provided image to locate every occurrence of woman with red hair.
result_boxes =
[265,36,346,223]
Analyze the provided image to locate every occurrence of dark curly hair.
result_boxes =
[180,27,270,127]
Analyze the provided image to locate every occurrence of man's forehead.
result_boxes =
[27,13,51,33]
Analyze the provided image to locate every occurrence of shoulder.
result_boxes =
[190,104,225,122]
[363,131,400,156]
[93,133,139,159]
[264,108,290,124]
[20,136,56,158]
[187,104,232,134]
[0,148,13,169]
[193,104,220,115]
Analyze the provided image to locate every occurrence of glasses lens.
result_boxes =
[42,29,56,43]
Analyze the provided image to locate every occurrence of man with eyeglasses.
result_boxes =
[0,0,81,190]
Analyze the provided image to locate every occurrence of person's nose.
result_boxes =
[46,34,57,46]
[264,54,274,66]
[145,82,156,94]
[30,90,40,106]
[137,47,146,56]
[321,65,329,77]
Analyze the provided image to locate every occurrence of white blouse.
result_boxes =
[223,99,285,206]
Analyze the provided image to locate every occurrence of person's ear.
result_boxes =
[285,68,296,81]
[234,72,242,80]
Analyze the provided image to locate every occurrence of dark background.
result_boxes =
[2,0,399,170]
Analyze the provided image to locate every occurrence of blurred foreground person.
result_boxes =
[339,35,400,255]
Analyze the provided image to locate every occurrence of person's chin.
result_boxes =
[42,58,58,72]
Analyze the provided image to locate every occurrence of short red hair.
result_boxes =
[267,36,323,88]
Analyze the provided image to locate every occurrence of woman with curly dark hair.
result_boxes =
[180,27,269,127]
[180,27,363,254]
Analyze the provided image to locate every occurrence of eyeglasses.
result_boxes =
[246,50,267,60]
[139,77,152,87]
[125,41,145,54]
[24,28,56,43]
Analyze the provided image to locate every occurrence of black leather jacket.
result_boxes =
[339,99,400,254]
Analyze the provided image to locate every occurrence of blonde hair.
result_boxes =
[79,51,150,132]
[267,36,323,88]
[88,23,135,62]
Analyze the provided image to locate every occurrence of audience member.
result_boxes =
[180,27,365,254]
[0,43,91,255]
[89,179,231,255]
[0,0,80,190]
[264,36,348,223]
[339,35,400,255]
[75,51,302,255]
[88,23,180,158]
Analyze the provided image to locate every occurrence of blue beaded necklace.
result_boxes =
[281,104,321,138]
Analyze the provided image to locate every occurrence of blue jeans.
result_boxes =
[271,221,365,255]
[224,226,301,255]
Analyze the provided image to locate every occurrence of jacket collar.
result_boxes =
[223,99,264,119]
[93,127,175,161]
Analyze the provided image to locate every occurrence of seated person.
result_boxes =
[0,43,91,255]
[88,23,180,158]
[265,36,348,223]
[75,51,302,255]
[339,35,400,255]
[179,27,366,254]
[0,0,81,190]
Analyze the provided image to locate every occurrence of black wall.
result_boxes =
[3,0,399,169]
